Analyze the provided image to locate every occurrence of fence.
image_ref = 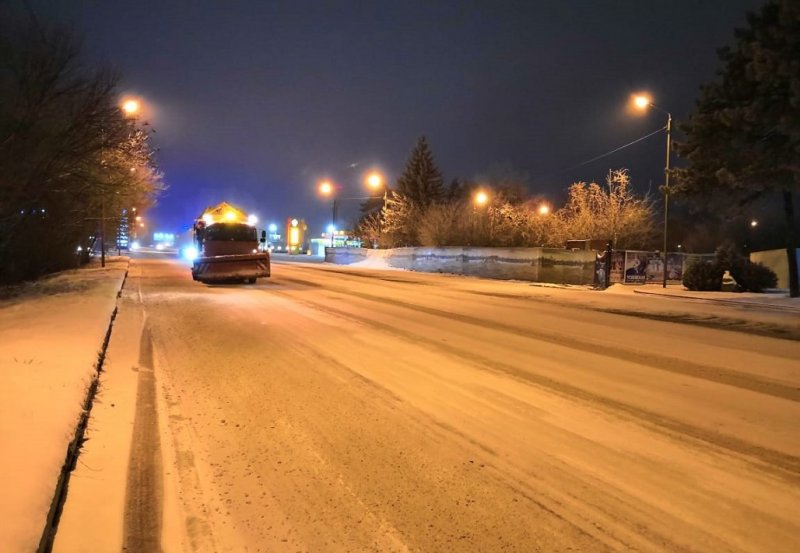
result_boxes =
[594,250,716,286]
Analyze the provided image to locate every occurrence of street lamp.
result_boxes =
[92,97,143,267]
[319,173,388,248]
[121,98,141,117]
[318,180,337,246]
[633,93,672,288]
[366,171,383,191]
[474,190,489,207]
[537,203,551,216]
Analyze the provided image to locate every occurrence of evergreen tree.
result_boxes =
[675,0,799,296]
[395,136,444,209]
[444,177,469,203]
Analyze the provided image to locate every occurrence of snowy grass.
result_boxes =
[0,257,130,301]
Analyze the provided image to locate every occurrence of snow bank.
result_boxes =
[349,249,405,270]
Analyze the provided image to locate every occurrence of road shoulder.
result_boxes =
[53,264,144,553]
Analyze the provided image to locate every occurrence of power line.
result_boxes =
[535,126,667,182]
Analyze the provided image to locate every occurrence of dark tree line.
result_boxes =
[676,0,799,296]
[0,22,163,284]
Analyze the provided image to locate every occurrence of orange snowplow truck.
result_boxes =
[191,202,270,283]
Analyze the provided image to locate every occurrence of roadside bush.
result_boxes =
[683,260,724,291]
[733,261,778,292]
[713,244,778,292]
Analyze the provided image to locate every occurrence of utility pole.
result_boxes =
[100,193,106,267]
[662,113,672,288]
[331,199,337,247]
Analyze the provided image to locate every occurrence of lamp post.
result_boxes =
[318,180,336,246]
[318,171,386,248]
[365,171,387,246]
[633,94,672,288]
[745,219,758,255]
[93,96,143,266]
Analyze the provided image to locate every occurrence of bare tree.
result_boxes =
[0,24,162,283]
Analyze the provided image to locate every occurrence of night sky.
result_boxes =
[28,0,765,236]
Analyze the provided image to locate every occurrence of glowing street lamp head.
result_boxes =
[366,171,383,190]
[538,203,551,216]
[750,219,758,227]
[474,190,489,206]
[633,94,651,110]
[247,214,258,225]
[225,211,236,221]
[122,99,141,116]
[319,180,333,195]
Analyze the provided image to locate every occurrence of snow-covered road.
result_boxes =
[64,257,800,552]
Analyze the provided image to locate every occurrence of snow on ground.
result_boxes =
[124,258,800,551]
[347,250,405,270]
[1,254,797,552]
[0,258,127,552]
[327,258,800,306]
[286,257,799,314]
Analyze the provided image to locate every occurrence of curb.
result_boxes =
[632,288,800,313]
[37,261,130,553]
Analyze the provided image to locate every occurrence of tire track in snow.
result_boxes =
[122,325,164,553]
[275,274,800,403]
[286,263,800,342]
[265,282,800,481]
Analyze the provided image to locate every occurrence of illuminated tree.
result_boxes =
[552,169,656,249]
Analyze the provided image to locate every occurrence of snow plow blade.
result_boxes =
[191,253,270,283]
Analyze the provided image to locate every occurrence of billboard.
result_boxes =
[624,251,663,284]
[610,251,625,283]
[665,253,684,281]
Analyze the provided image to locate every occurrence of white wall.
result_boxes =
[325,247,596,285]
[750,248,800,289]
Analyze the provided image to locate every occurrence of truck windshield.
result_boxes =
[204,223,257,242]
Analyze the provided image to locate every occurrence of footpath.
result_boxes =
[630,284,800,312]
[0,258,128,553]
[0,259,797,552]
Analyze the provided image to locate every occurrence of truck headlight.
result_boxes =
[182,246,198,261]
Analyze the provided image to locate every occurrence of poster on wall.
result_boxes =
[624,251,663,284]
[609,251,625,283]
[644,254,664,283]
[665,253,684,282]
